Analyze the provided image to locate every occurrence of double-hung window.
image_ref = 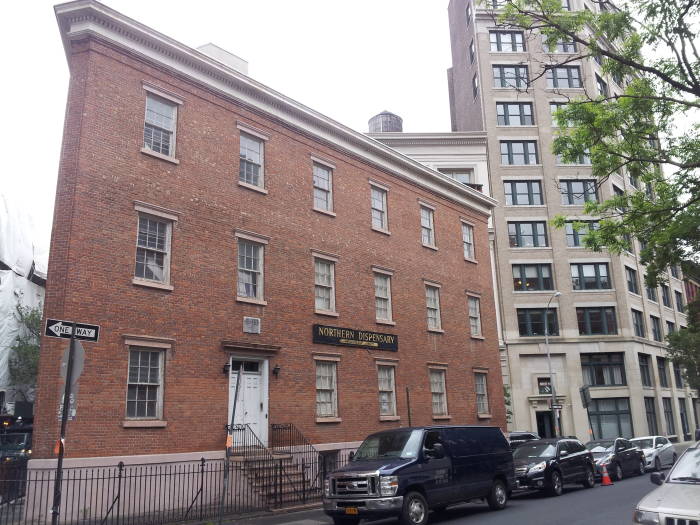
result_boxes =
[315,360,338,418]
[313,163,333,212]
[560,180,598,205]
[645,398,659,434]
[374,271,393,322]
[237,238,264,301]
[556,150,591,165]
[546,66,582,88]
[661,284,671,307]
[239,132,264,188]
[135,214,172,285]
[673,363,684,388]
[596,74,609,97]
[143,93,177,158]
[127,348,164,419]
[626,267,640,294]
[639,354,653,387]
[517,308,559,336]
[501,141,538,165]
[666,321,675,334]
[675,290,684,311]
[571,263,610,290]
[513,264,553,291]
[377,365,397,417]
[670,265,680,278]
[581,353,625,386]
[504,180,543,205]
[496,102,534,125]
[565,221,598,247]
[577,307,618,335]
[555,39,577,53]
[632,309,645,337]
[429,369,448,416]
[425,284,442,331]
[657,357,669,388]
[492,65,529,88]
[650,315,662,341]
[508,221,548,247]
[550,102,569,127]
[462,222,475,259]
[662,398,675,434]
[646,282,658,302]
[420,206,436,247]
[314,257,336,313]
[370,185,388,231]
[468,296,482,336]
[489,31,525,52]
[475,373,489,414]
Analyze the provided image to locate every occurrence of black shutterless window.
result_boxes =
[504,180,542,205]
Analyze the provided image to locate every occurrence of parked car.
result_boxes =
[633,443,700,524]
[512,437,595,496]
[0,432,32,462]
[630,435,677,472]
[323,426,514,525]
[585,438,645,480]
[508,431,540,449]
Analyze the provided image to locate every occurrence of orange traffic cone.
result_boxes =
[601,465,614,486]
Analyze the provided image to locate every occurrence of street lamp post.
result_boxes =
[545,291,561,437]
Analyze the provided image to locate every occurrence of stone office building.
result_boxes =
[33,0,503,466]
[446,0,698,440]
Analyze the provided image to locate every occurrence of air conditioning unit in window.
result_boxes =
[243,317,261,334]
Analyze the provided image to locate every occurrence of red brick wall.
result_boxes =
[34,37,504,459]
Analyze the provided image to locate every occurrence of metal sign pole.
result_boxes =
[218,361,243,525]
[406,387,412,427]
[51,322,76,525]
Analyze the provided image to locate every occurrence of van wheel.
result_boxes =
[581,466,595,488]
[487,479,508,510]
[332,518,360,525]
[547,471,563,496]
[400,491,429,525]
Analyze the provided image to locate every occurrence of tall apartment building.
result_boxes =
[32,0,504,467]
[446,0,699,440]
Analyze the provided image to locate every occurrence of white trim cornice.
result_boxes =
[54,0,496,216]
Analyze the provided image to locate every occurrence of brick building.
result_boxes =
[34,0,501,465]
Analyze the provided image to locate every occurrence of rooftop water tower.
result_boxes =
[368,111,403,133]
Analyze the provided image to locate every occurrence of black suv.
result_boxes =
[512,438,595,496]
[585,438,645,480]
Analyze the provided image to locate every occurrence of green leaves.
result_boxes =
[9,303,43,402]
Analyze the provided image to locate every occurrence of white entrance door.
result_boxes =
[228,358,268,445]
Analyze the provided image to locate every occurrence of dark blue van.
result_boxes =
[323,426,514,525]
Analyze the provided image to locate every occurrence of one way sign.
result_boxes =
[45,319,100,343]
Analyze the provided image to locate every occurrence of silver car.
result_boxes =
[633,443,700,525]
[631,436,677,472]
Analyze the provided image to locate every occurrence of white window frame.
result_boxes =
[373,269,394,323]
[238,129,266,191]
[475,372,490,415]
[468,295,483,337]
[429,368,449,417]
[377,364,397,417]
[141,86,182,162]
[425,283,443,332]
[125,345,165,421]
[314,255,337,314]
[420,204,436,248]
[370,183,389,232]
[235,231,268,304]
[315,358,338,419]
[461,221,475,260]
[133,203,177,290]
[312,159,335,214]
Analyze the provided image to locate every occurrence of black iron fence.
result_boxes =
[0,425,355,525]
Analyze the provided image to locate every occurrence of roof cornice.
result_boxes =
[366,132,488,147]
[54,0,496,215]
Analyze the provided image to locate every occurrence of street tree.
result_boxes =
[9,303,42,402]
[493,0,700,285]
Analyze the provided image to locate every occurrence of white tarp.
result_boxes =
[0,193,35,277]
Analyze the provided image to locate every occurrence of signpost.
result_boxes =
[47,319,99,525]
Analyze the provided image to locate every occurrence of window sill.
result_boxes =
[464,257,478,264]
[123,420,168,428]
[140,147,179,165]
[428,328,445,334]
[315,309,339,317]
[471,335,486,340]
[422,243,438,251]
[573,289,616,293]
[238,181,268,194]
[236,296,268,306]
[432,415,452,421]
[316,417,342,424]
[495,125,538,129]
[313,208,336,217]
[380,415,401,421]
[500,164,543,168]
[132,278,174,291]
[371,226,391,236]
[477,413,492,419]
[509,246,552,250]
[376,319,396,326]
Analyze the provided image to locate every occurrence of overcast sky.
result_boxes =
[0,0,452,255]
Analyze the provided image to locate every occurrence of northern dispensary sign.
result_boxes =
[45,319,100,342]
[312,324,398,351]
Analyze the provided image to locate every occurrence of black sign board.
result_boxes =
[313,324,398,351]
[45,319,100,342]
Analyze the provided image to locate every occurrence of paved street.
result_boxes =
[231,470,663,525]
